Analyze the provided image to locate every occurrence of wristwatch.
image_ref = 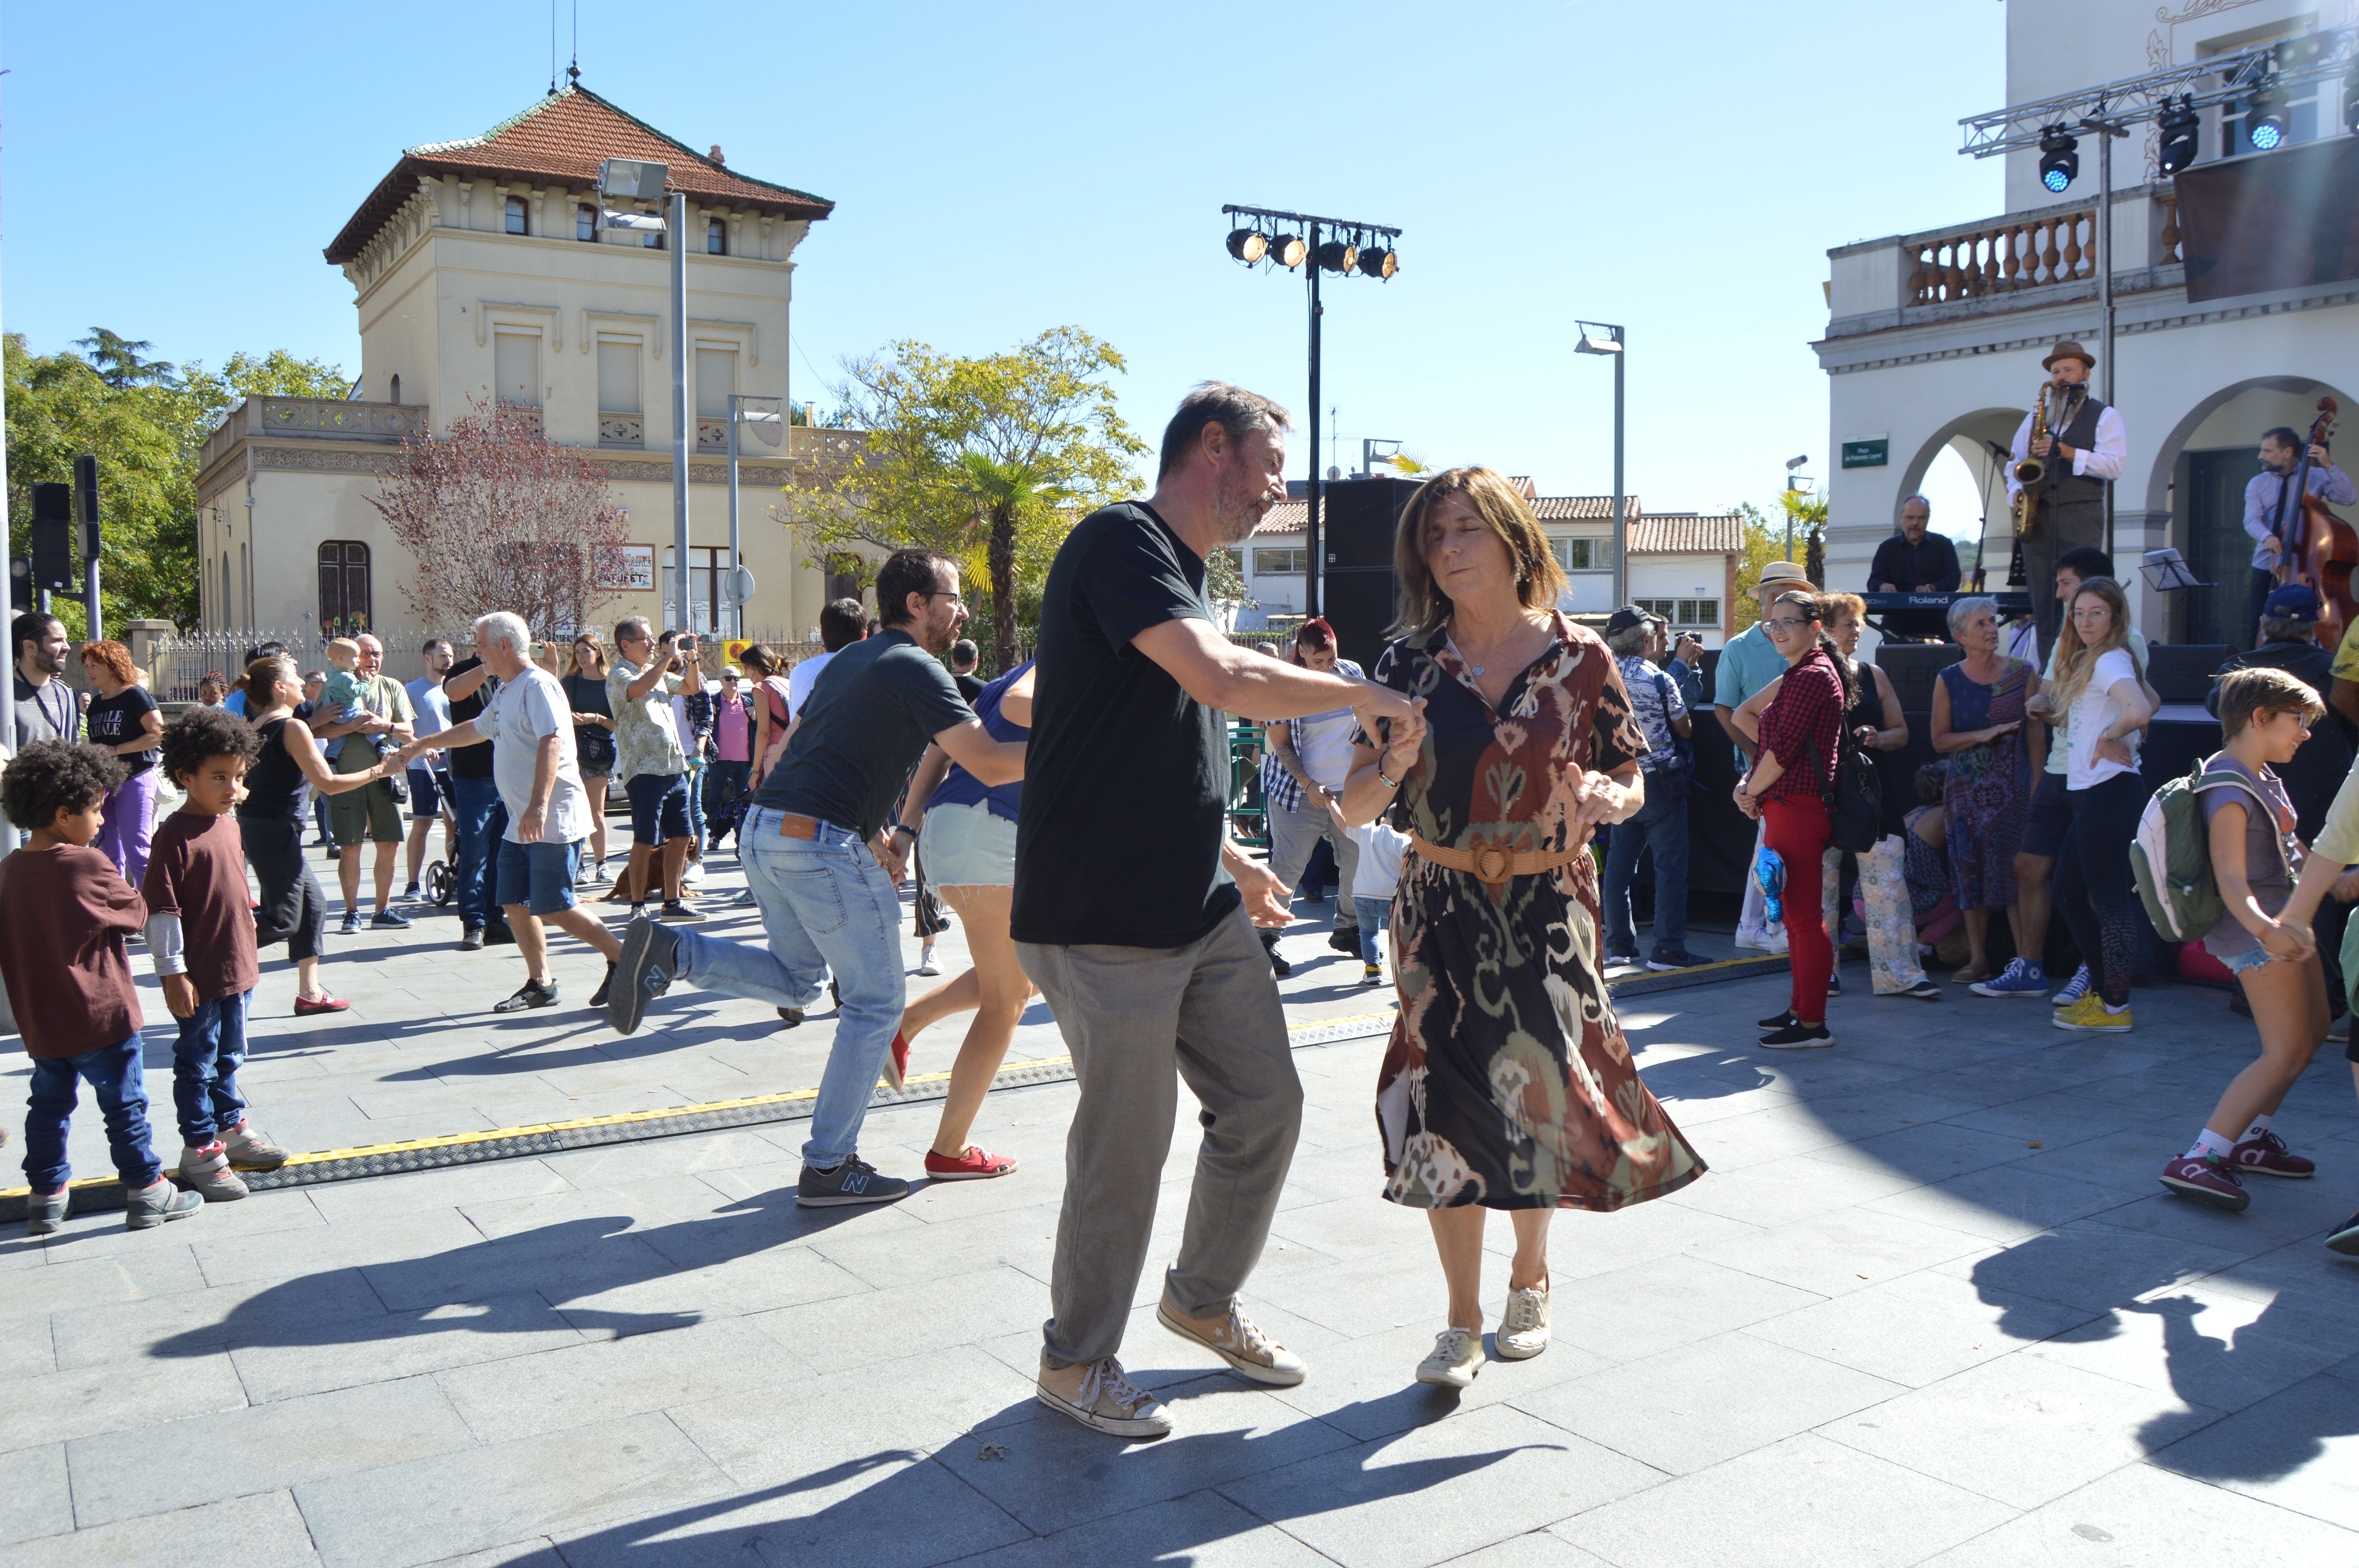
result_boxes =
[890,823,917,841]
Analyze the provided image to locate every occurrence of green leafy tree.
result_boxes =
[1726,502,1787,634]
[74,328,175,389]
[789,327,1147,673]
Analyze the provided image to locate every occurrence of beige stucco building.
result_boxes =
[194,84,863,650]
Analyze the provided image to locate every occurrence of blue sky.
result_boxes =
[4,0,2006,534]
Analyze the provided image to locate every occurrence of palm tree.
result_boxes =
[956,451,1059,674]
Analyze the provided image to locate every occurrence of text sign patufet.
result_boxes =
[1841,437,1889,469]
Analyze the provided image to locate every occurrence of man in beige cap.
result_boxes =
[1714,561,1813,951]
[2009,340,2125,652]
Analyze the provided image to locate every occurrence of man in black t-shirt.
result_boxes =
[443,655,510,949]
[1013,383,1422,1441]
[607,549,1024,1209]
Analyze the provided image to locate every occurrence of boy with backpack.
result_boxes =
[2146,668,2330,1213]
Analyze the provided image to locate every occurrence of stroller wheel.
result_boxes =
[427,860,455,907]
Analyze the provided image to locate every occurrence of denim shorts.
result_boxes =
[407,766,451,821]
[496,837,583,916]
[2218,946,2276,975]
[920,800,1016,888]
[624,771,691,846]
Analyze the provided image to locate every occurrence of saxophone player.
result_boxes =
[2008,340,2126,653]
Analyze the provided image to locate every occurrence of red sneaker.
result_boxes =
[2160,1154,2250,1211]
[883,1031,911,1091]
[924,1145,1017,1181]
[2227,1130,2315,1178]
[293,995,351,1016]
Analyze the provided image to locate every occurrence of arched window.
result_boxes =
[505,195,527,235]
[576,203,597,242]
[388,374,402,406]
[319,541,371,634]
[706,218,726,255]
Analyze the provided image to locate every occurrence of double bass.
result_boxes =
[2271,397,2359,652]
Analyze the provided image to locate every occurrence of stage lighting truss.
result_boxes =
[2157,94,2201,173]
[2038,125,2081,192]
[1219,205,1401,279]
[2246,77,2288,150]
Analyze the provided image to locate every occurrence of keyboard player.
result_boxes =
[1867,494,1963,641]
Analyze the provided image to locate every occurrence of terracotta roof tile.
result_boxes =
[1628,512,1743,554]
[326,85,832,263]
[1530,495,1642,522]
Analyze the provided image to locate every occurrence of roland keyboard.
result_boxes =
[1859,591,2031,615]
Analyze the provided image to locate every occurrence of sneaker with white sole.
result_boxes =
[175,1144,248,1202]
[1156,1298,1306,1386]
[2051,964,2092,1008]
[1037,1356,1170,1439]
[1416,1326,1485,1387]
[1971,957,2047,998]
[1496,1285,1550,1361]
[794,1156,908,1208]
[2054,995,2131,1033]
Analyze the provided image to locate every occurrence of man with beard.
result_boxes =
[11,614,80,849]
[1012,383,1424,1439]
[606,548,1026,1208]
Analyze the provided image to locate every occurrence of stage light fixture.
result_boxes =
[1225,227,1269,264]
[1315,237,1358,273]
[1359,244,1397,279]
[1268,231,1307,268]
[2157,96,2201,174]
[2037,125,2079,192]
[2248,86,2286,150]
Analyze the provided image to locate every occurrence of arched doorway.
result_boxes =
[2141,377,2359,646]
[1892,408,2028,592]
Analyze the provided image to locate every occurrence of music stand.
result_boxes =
[2140,548,2206,594]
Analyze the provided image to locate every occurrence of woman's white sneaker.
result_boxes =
[1495,1285,1550,1360]
[1416,1327,1486,1388]
[1036,1356,1170,1439]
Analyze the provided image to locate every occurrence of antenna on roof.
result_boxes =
[548,0,557,94]
[568,0,580,86]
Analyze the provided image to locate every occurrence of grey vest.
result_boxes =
[2038,390,2110,506]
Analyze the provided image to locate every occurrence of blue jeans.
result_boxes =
[683,760,707,846]
[671,808,902,1167]
[24,1034,162,1194]
[173,989,253,1146]
[1603,765,1690,952]
[451,776,507,931]
[1354,896,1391,967]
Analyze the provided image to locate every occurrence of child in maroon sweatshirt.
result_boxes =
[0,741,200,1234]
[144,706,289,1201]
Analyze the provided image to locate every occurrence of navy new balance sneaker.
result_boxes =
[796,1156,909,1208]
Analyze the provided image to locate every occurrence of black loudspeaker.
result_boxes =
[2145,643,2230,705]
[1323,569,1398,673]
[29,483,74,592]
[74,454,100,561]
[1875,642,1965,711]
[1321,476,1421,571]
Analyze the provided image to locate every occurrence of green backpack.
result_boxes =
[2129,756,2278,944]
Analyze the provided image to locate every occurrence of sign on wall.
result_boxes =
[1841,437,1889,469]
[594,544,656,590]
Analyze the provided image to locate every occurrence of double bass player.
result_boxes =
[2008,340,2126,653]
[2246,425,2356,650]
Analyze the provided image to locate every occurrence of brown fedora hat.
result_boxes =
[2043,339,2095,369]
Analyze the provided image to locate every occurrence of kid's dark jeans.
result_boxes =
[23,1034,162,1195]
[173,988,253,1146]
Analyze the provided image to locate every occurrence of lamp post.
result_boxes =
[598,158,691,633]
[1221,205,1401,620]
[1574,323,1627,605]
[725,394,783,638]
[1782,454,1809,560]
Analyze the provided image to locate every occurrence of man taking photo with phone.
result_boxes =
[606,618,705,922]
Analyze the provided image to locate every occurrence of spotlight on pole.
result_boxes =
[1225,227,1268,264]
[1315,236,1358,273]
[2157,96,2201,174]
[2248,85,2287,150]
[1358,244,1397,280]
[2038,125,2079,192]
[1268,231,1307,269]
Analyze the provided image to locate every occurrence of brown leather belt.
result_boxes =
[776,813,825,840]
[1410,832,1584,886]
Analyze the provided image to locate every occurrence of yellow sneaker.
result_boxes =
[2053,994,2131,1033]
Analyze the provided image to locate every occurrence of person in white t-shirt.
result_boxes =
[1339,811,1409,984]
[2037,578,2154,1033]
[1256,619,1365,967]
[398,612,623,1016]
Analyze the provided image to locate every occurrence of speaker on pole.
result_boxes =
[29,484,75,593]
[1318,477,1421,670]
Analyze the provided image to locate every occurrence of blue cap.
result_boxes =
[2263,583,2321,622]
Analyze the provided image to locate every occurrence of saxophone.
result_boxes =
[2012,385,2049,539]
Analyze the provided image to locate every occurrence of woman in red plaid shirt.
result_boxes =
[1735,590,1850,1048]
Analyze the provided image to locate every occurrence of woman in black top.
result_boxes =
[80,639,163,887]
[563,634,618,881]
[235,656,392,1014]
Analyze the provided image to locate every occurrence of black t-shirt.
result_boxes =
[752,628,973,839]
[1866,532,1962,592]
[954,671,986,703]
[86,684,160,775]
[1012,502,1236,948]
[445,657,498,780]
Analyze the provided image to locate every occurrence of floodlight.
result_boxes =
[2038,125,2079,192]
[1786,455,1808,471]
[597,158,668,200]
[1359,244,1397,279]
[2248,87,2286,150]
[1315,238,1358,273]
[1226,227,1269,263]
[602,207,665,234]
[2158,96,2201,173]
[1267,232,1307,268]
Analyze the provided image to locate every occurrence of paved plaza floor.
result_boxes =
[3,843,2356,1566]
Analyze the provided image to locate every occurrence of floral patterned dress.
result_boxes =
[1371,614,1707,1212]
[1937,659,2033,911]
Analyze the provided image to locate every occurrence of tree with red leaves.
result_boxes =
[368,401,630,638]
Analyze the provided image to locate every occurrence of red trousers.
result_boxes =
[1763,795,1832,1025]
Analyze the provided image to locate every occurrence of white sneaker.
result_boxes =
[1734,923,1770,952]
[1156,1299,1307,1387]
[918,947,941,978]
[1496,1285,1550,1361]
[1036,1356,1170,1439]
[1763,926,1790,956]
[683,860,707,884]
[1415,1326,1485,1388]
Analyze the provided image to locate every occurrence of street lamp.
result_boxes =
[725,395,783,638]
[600,158,691,634]
[1783,454,1809,561]
[1221,203,1402,619]
[1574,323,1627,605]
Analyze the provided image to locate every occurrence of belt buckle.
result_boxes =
[1471,843,1514,885]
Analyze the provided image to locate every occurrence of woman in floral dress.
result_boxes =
[1338,467,1705,1392]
